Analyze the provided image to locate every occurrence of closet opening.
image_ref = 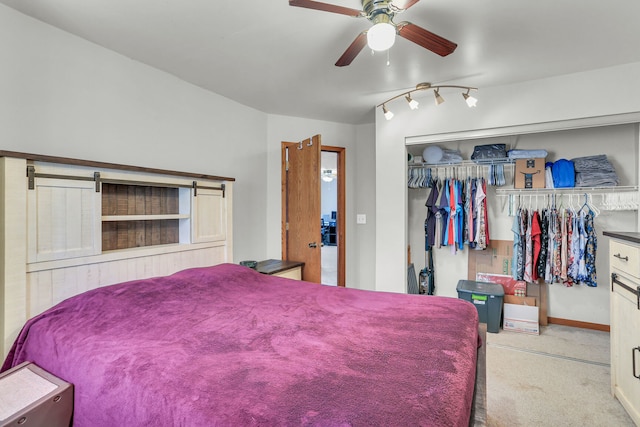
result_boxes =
[321,150,339,285]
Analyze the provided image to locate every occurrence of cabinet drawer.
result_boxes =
[610,240,640,279]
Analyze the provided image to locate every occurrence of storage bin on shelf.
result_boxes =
[456,280,504,333]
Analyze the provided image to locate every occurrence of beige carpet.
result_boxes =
[485,324,635,426]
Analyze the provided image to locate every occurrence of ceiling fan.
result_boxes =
[289,0,457,66]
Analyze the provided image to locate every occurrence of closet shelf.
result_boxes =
[102,214,190,222]
[408,159,515,168]
[495,185,638,195]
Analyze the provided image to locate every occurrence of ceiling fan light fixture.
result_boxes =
[434,89,445,105]
[367,22,396,51]
[405,95,419,110]
[382,104,394,120]
[321,169,336,182]
[463,90,478,107]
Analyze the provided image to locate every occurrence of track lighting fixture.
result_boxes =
[377,82,478,120]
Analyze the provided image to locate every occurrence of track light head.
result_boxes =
[463,90,478,107]
[434,89,445,105]
[382,104,394,120]
[405,95,419,110]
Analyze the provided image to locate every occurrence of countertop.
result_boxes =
[603,231,640,245]
[256,259,304,275]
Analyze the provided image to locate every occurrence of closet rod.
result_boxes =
[408,159,515,168]
[495,185,638,195]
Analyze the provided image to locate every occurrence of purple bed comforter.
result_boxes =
[2,263,479,426]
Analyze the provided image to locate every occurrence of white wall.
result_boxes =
[376,62,640,325]
[0,4,272,265]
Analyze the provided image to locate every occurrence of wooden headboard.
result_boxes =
[0,152,234,358]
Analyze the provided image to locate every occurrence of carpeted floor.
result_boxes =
[485,324,635,426]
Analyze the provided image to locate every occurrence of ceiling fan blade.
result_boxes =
[335,32,368,67]
[391,0,420,11]
[397,22,457,57]
[289,0,364,17]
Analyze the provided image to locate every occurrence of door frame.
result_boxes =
[322,145,346,287]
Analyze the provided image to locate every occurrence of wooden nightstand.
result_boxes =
[256,259,304,280]
[0,362,73,427]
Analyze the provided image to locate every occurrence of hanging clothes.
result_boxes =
[422,176,493,255]
[537,210,549,280]
[511,209,521,280]
[531,210,542,281]
[563,210,575,287]
[510,202,598,287]
[567,211,580,284]
[424,180,439,249]
[456,179,465,251]
[482,179,490,247]
[435,180,447,249]
[524,210,533,282]
[584,210,598,287]
[475,178,488,250]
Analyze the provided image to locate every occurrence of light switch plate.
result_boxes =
[356,214,366,224]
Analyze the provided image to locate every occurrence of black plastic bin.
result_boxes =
[456,280,504,333]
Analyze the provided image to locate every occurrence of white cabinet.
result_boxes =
[607,233,640,426]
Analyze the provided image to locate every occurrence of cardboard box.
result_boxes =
[503,303,540,335]
[467,240,513,279]
[504,295,537,306]
[476,273,526,296]
[526,280,548,326]
[468,240,547,326]
[514,158,545,189]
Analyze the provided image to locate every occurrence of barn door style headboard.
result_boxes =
[0,151,234,358]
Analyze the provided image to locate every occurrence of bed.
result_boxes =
[2,263,481,426]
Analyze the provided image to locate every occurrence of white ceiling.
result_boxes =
[4,0,640,125]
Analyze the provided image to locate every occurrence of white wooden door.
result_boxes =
[191,187,227,243]
[27,178,101,263]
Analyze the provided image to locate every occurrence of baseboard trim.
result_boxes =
[547,317,610,332]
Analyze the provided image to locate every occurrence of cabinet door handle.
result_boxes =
[634,346,640,380]
[614,253,629,261]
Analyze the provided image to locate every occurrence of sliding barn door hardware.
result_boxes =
[27,166,225,197]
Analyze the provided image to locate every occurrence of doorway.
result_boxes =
[321,146,345,287]
[321,151,338,285]
[281,138,345,286]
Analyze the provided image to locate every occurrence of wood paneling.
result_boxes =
[26,246,228,318]
[101,184,180,251]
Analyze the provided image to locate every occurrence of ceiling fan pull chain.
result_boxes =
[386,49,391,66]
